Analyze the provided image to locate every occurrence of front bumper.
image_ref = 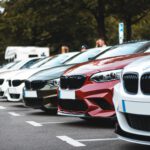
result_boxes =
[23,88,58,110]
[7,85,24,101]
[113,83,150,145]
[58,80,118,118]
[0,81,9,99]
[116,123,150,145]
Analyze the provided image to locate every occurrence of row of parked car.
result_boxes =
[1,40,150,145]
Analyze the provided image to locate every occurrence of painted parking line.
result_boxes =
[57,135,119,147]
[8,112,21,116]
[78,137,119,142]
[26,121,68,127]
[26,121,42,127]
[41,121,67,124]
[57,136,85,147]
[0,106,6,109]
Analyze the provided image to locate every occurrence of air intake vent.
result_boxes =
[125,113,150,132]
[31,80,47,90]
[141,73,150,94]
[123,73,138,94]
[12,80,24,87]
[59,99,87,112]
[10,94,20,99]
[25,80,46,90]
[60,75,86,89]
[0,79,4,85]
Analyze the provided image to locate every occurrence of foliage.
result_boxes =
[0,0,150,62]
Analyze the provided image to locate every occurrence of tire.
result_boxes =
[40,105,57,114]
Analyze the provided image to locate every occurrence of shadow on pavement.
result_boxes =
[61,118,115,129]
[121,142,150,150]
[27,111,57,116]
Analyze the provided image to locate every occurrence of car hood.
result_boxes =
[8,65,65,80]
[9,68,42,80]
[27,65,73,81]
[123,55,150,73]
[0,70,24,80]
[0,69,8,73]
[64,53,150,76]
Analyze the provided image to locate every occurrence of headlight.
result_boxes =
[91,69,122,83]
[48,78,60,88]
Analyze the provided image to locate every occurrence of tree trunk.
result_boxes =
[97,0,106,40]
[125,15,132,41]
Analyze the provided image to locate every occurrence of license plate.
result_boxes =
[121,100,150,115]
[24,91,37,98]
[59,89,75,99]
[9,88,17,94]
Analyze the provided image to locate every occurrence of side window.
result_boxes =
[144,46,150,53]
[20,59,39,69]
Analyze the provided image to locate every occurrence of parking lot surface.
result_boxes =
[0,101,149,150]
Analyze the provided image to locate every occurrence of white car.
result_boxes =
[0,61,18,70]
[0,59,37,74]
[0,57,51,99]
[5,52,78,101]
[113,55,150,145]
[0,58,41,99]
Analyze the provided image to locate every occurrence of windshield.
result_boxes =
[20,59,40,69]
[64,47,108,64]
[96,42,148,60]
[10,59,39,70]
[1,61,19,69]
[5,61,21,69]
[40,53,77,68]
[7,61,20,69]
[29,57,52,69]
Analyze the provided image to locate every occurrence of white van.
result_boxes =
[5,46,50,61]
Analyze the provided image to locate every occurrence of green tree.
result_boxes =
[0,0,97,54]
[107,0,150,41]
[0,0,150,61]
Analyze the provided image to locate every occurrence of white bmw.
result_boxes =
[113,55,150,145]
[0,58,40,100]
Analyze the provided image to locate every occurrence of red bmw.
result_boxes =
[58,52,150,119]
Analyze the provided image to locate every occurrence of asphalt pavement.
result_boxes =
[0,100,149,150]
